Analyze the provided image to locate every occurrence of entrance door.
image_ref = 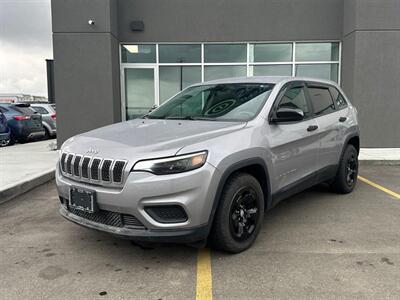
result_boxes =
[123,66,158,120]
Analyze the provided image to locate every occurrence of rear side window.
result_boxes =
[307,86,335,116]
[32,106,49,114]
[278,86,311,118]
[329,87,348,109]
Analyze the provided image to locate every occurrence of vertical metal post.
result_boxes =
[46,59,55,103]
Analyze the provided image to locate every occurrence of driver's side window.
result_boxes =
[278,86,311,119]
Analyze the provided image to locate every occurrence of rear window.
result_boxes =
[307,86,335,116]
[0,106,8,113]
[12,105,36,115]
[32,106,49,114]
[50,104,56,111]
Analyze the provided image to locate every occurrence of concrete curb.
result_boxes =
[0,169,55,205]
[359,160,400,166]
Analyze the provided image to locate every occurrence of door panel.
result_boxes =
[315,108,349,170]
[269,119,320,191]
[306,84,346,173]
[124,68,156,120]
[267,83,320,192]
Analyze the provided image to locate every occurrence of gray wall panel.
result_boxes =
[343,0,357,35]
[352,31,400,147]
[52,0,118,36]
[341,33,356,100]
[355,0,400,31]
[53,33,120,145]
[117,0,343,42]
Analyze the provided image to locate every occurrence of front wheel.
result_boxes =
[209,173,264,253]
[331,144,358,194]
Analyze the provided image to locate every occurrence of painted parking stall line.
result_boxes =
[358,176,400,200]
[196,248,213,300]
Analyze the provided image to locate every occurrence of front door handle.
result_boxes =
[307,125,318,132]
[339,117,347,122]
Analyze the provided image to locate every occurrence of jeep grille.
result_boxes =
[60,152,127,185]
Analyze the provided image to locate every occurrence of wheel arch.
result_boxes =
[207,158,272,233]
[336,133,360,171]
[347,135,360,153]
[42,121,51,133]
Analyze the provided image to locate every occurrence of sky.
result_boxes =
[0,0,52,97]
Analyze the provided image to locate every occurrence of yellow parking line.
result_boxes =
[196,248,213,300]
[358,176,400,200]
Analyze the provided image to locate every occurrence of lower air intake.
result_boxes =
[145,205,188,223]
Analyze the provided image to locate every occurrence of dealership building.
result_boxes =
[52,0,400,147]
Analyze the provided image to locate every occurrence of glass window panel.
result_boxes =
[250,43,292,62]
[308,86,335,115]
[329,86,348,108]
[278,86,311,118]
[251,65,292,76]
[124,68,155,119]
[295,64,339,82]
[204,66,247,81]
[204,44,246,63]
[295,42,339,61]
[159,44,201,63]
[121,44,156,63]
[159,66,202,103]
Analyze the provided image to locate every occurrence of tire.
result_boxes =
[331,144,358,194]
[43,128,50,140]
[209,173,264,253]
[0,134,11,147]
[8,134,15,146]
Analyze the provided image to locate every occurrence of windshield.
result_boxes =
[146,83,274,121]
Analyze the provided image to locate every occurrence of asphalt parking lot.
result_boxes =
[0,165,399,299]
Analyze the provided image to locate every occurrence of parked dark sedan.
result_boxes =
[0,111,11,146]
[0,103,45,144]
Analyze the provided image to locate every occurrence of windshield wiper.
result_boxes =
[142,115,166,120]
[165,116,216,121]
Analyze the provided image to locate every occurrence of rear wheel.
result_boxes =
[209,173,264,253]
[331,144,358,193]
[8,134,15,146]
[43,128,50,140]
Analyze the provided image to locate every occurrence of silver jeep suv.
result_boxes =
[56,76,360,253]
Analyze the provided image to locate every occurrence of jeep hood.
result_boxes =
[62,119,246,163]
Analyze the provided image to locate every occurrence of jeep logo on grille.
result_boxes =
[86,148,99,155]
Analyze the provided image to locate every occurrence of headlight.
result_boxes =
[132,151,208,175]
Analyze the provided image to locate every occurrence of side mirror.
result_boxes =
[272,107,304,123]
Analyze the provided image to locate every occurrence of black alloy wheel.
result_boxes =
[345,152,358,186]
[229,187,259,242]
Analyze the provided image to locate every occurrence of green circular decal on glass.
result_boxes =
[205,99,236,116]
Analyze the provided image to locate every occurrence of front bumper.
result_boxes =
[59,205,209,243]
[12,126,45,140]
[56,162,221,242]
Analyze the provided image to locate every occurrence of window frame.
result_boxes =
[304,83,337,117]
[268,81,314,124]
[305,81,349,115]
[120,41,341,121]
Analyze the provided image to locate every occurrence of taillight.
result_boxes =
[51,113,56,120]
[13,115,30,121]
